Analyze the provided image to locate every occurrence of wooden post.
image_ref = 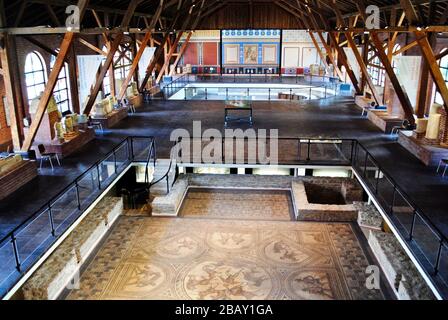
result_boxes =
[416,33,448,113]
[156,31,184,84]
[0,34,22,150]
[139,32,170,91]
[21,0,90,151]
[345,33,381,105]
[308,32,330,73]
[169,31,193,76]
[82,0,142,115]
[327,31,362,94]
[118,32,152,100]
[68,44,80,114]
[370,32,416,125]
[22,33,77,151]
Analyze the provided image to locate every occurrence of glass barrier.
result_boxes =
[0,137,154,298]
[351,141,448,296]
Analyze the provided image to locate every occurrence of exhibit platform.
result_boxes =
[0,159,37,201]
[128,94,143,108]
[368,110,403,133]
[45,128,95,159]
[398,130,448,167]
[91,106,129,129]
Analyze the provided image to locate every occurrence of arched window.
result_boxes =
[102,45,111,96]
[24,52,46,107]
[114,44,133,81]
[367,50,386,87]
[50,54,71,113]
[435,48,448,105]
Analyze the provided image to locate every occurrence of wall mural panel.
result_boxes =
[244,45,258,64]
[224,44,239,64]
[221,29,281,74]
[263,45,277,64]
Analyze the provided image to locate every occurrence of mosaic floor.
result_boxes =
[179,188,294,221]
[65,217,385,300]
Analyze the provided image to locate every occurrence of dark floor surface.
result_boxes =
[1,96,447,241]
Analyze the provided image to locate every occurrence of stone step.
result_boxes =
[152,177,188,216]
[368,230,435,300]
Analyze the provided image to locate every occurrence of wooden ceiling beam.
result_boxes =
[370,32,416,125]
[82,0,143,116]
[22,0,90,151]
[117,31,152,100]
[330,0,381,105]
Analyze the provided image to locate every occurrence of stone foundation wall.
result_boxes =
[368,231,435,300]
[21,197,123,300]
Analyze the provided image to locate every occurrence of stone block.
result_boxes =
[152,177,188,216]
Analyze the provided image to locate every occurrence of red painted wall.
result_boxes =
[203,42,218,65]
[183,43,198,65]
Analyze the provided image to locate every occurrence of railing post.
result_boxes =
[290,89,293,101]
[268,88,271,101]
[11,233,21,272]
[221,138,224,164]
[130,137,134,160]
[375,170,380,193]
[409,211,417,240]
[75,181,81,210]
[48,204,56,237]
[390,187,397,214]
[96,164,101,190]
[205,88,208,100]
[434,240,443,275]
[113,149,117,174]
[307,140,311,161]
[350,140,355,164]
[226,88,228,100]
[184,88,187,100]
[363,152,369,177]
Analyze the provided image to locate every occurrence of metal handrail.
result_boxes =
[148,141,178,194]
[353,141,448,245]
[0,136,155,247]
[173,136,448,252]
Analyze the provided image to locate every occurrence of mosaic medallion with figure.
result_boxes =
[260,236,311,266]
[177,259,277,300]
[206,229,255,252]
[285,270,346,300]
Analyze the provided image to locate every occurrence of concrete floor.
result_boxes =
[1,96,447,241]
